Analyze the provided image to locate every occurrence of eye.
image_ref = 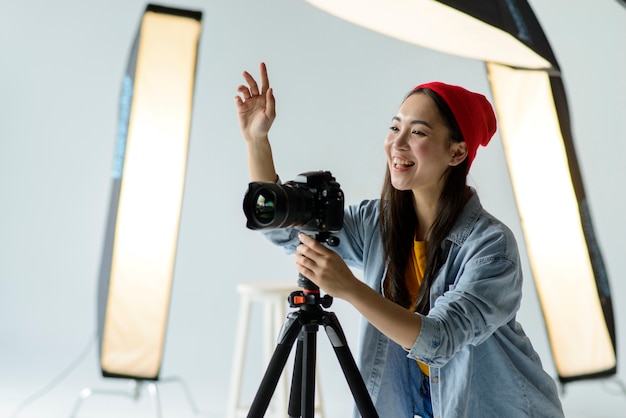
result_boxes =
[412,129,426,136]
[389,126,400,132]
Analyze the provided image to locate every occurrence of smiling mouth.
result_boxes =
[393,157,415,168]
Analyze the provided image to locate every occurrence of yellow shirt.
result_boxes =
[405,240,430,376]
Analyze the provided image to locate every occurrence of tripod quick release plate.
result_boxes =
[288,290,333,309]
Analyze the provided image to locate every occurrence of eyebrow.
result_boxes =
[391,116,433,129]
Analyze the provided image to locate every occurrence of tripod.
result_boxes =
[246,233,379,418]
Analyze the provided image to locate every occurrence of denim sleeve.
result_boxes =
[261,227,301,254]
[408,226,523,367]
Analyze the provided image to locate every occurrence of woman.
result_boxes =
[235,62,564,418]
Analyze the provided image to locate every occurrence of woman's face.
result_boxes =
[384,92,461,194]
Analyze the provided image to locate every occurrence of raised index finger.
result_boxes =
[259,62,270,94]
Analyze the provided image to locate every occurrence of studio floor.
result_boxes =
[2,345,626,418]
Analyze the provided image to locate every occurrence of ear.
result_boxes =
[449,142,468,167]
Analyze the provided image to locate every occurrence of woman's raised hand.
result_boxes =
[235,62,276,143]
[235,62,278,182]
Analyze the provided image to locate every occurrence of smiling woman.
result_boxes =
[234,62,565,418]
[305,0,619,392]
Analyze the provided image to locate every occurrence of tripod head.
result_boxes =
[291,231,340,310]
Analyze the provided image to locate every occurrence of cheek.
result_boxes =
[383,136,392,154]
[413,140,448,159]
[410,141,429,158]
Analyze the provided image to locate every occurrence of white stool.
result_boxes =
[227,280,325,418]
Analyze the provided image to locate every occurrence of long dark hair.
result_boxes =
[380,88,469,315]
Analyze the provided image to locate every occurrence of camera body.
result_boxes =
[243,170,344,232]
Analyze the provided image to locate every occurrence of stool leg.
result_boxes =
[227,294,252,418]
[315,368,325,417]
[263,299,274,366]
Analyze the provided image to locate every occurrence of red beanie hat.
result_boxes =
[414,81,497,171]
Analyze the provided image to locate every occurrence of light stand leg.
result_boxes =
[147,382,163,418]
[70,379,143,418]
[159,376,200,414]
[70,376,199,418]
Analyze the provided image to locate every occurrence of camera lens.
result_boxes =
[253,190,276,223]
[243,182,314,230]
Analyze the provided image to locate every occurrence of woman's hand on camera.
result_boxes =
[295,233,360,299]
[235,62,275,143]
[296,233,422,348]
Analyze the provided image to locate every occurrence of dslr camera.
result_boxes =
[243,170,344,233]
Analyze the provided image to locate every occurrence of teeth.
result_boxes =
[393,157,414,166]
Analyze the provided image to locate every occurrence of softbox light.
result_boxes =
[97,4,202,381]
[305,0,617,385]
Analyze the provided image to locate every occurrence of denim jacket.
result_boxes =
[263,190,564,418]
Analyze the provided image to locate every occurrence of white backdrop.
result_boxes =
[1,1,625,417]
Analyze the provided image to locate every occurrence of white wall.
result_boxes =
[1,1,625,417]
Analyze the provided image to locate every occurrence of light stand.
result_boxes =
[247,232,379,418]
[70,377,199,418]
[71,4,203,417]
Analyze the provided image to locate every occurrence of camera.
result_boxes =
[243,170,344,232]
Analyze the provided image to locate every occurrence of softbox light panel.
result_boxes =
[97,4,202,380]
[487,63,616,382]
[305,0,617,384]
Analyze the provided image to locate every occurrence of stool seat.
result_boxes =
[227,280,325,418]
[236,280,300,295]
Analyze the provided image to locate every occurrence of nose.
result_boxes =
[392,130,410,150]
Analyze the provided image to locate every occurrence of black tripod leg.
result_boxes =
[287,334,303,417]
[322,312,379,418]
[301,324,317,418]
[247,311,303,418]
[287,324,318,418]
